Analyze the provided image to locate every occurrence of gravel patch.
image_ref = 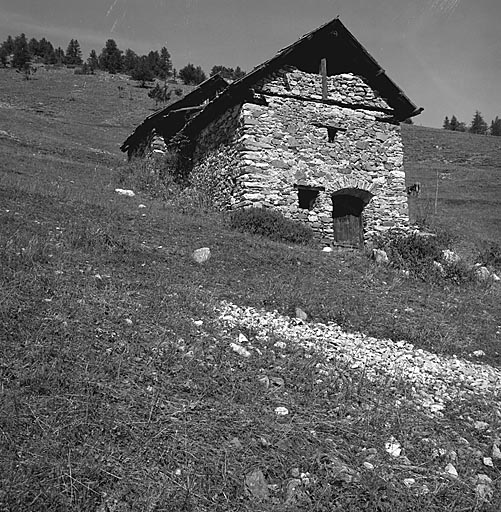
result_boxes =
[216,301,501,417]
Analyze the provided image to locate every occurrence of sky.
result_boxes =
[0,0,499,128]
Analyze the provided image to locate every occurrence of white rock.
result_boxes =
[114,188,135,197]
[322,247,333,252]
[193,320,203,326]
[483,457,494,467]
[192,247,211,264]
[295,307,308,321]
[472,350,486,357]
[385,436,401,457]
[230,343,251,358]
[363,462,374,470]
[372,249,389,264]
[125,318,133,325]
[474,421,489,431]
[238,333,248,344]
[275,406,289,416]
[475,474,493,502]
[444,463,458,478]
[442,249,460,265]
[138,204,146,208]
[403,478,416,488]
[492,443,501,460]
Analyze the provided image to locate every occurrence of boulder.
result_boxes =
[192,247,211,264]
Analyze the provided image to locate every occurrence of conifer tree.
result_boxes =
[87,49,99,71]
[469,111,488,135]
[179,63,206,85]
[123,49,137,73]
[65,39,82,65]
[99,39,123,74]
[490,116,501,137]
[54,47,65,65]
[449,115,459,131]
[12,33,31,69]
[443,116,450,130]
[158,46,172,79]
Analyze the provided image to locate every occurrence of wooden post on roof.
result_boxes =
[320,58,328,100]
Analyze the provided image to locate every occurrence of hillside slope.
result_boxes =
[1,68,500,511]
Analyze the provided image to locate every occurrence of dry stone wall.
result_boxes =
[157,67,409,244]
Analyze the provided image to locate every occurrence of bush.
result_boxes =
[477,242,501,270]
[373,230,473,283]
[229,207,314,245]
[116,157,181,200]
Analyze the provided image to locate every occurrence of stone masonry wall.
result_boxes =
[159,67,408,244]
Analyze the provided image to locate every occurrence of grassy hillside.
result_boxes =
[1,68,500,511]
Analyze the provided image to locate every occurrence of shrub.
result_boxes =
[116,157,181,200]
[373,229,472,283]
[477,242,501,270]
[229,207,314,245]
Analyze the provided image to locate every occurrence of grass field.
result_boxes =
[1,67,500,511]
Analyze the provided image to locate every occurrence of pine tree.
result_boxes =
[443,116,450,130]
[99,39,123,74]
[158,47,172,79]
[0,46,8,67]
[87,49,99,71]
[3,35,15,54]
[449,115,459,131]
[179,63,206,85]
[28,38,39,58]
[469,111,488,135]
[123,49,137,73]
[65,39,82,66]
[12,33,31,69]
[233,66,245,79]
[130,56,154,86]
[490,117,501,137]
[54,47,65,65]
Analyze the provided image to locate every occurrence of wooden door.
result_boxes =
[333,214,364,247]
[332,194,365,248]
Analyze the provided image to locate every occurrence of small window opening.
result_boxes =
[297,187,320,210]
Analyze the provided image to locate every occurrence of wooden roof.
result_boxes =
[122,17,422,155]
[120,75,229,157]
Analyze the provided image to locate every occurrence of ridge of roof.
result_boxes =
[179,17,422,139]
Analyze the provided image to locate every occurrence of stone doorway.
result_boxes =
[331,188,373,248]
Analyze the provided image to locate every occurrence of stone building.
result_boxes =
[122,18,423,247]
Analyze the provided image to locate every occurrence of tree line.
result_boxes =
[0,33,246,86]
[443,112,501,136]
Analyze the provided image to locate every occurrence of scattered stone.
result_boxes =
[238,333,248,344]
[258,375,270,388]
[372,249,389,264]
[275,406,289,416]
[474,421,489,431]
[483,457,494,468]
[433,261,444,274]
[322,247,333,252]
[442,249,460,265]
[114,188,135,197]
[125,318,133,325]
[492,444,501,460]
[472,350,486,357]
[285,479,304,505]
[403,478,416,488]
[444,463,458,478]
[475,266,493,282]
[363,461,374,470]
[245,469,269,501]
[290,468,300,478]
[269,376,285,389]
[274,341,287,349]
[192,247,211,264]
[230,343,251,358]
[227,437,243,450]
[138,204,146,208]
[385,436,402,457]
[475,474,493,502]
[295,307,308,321]
[193,320,203,326]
